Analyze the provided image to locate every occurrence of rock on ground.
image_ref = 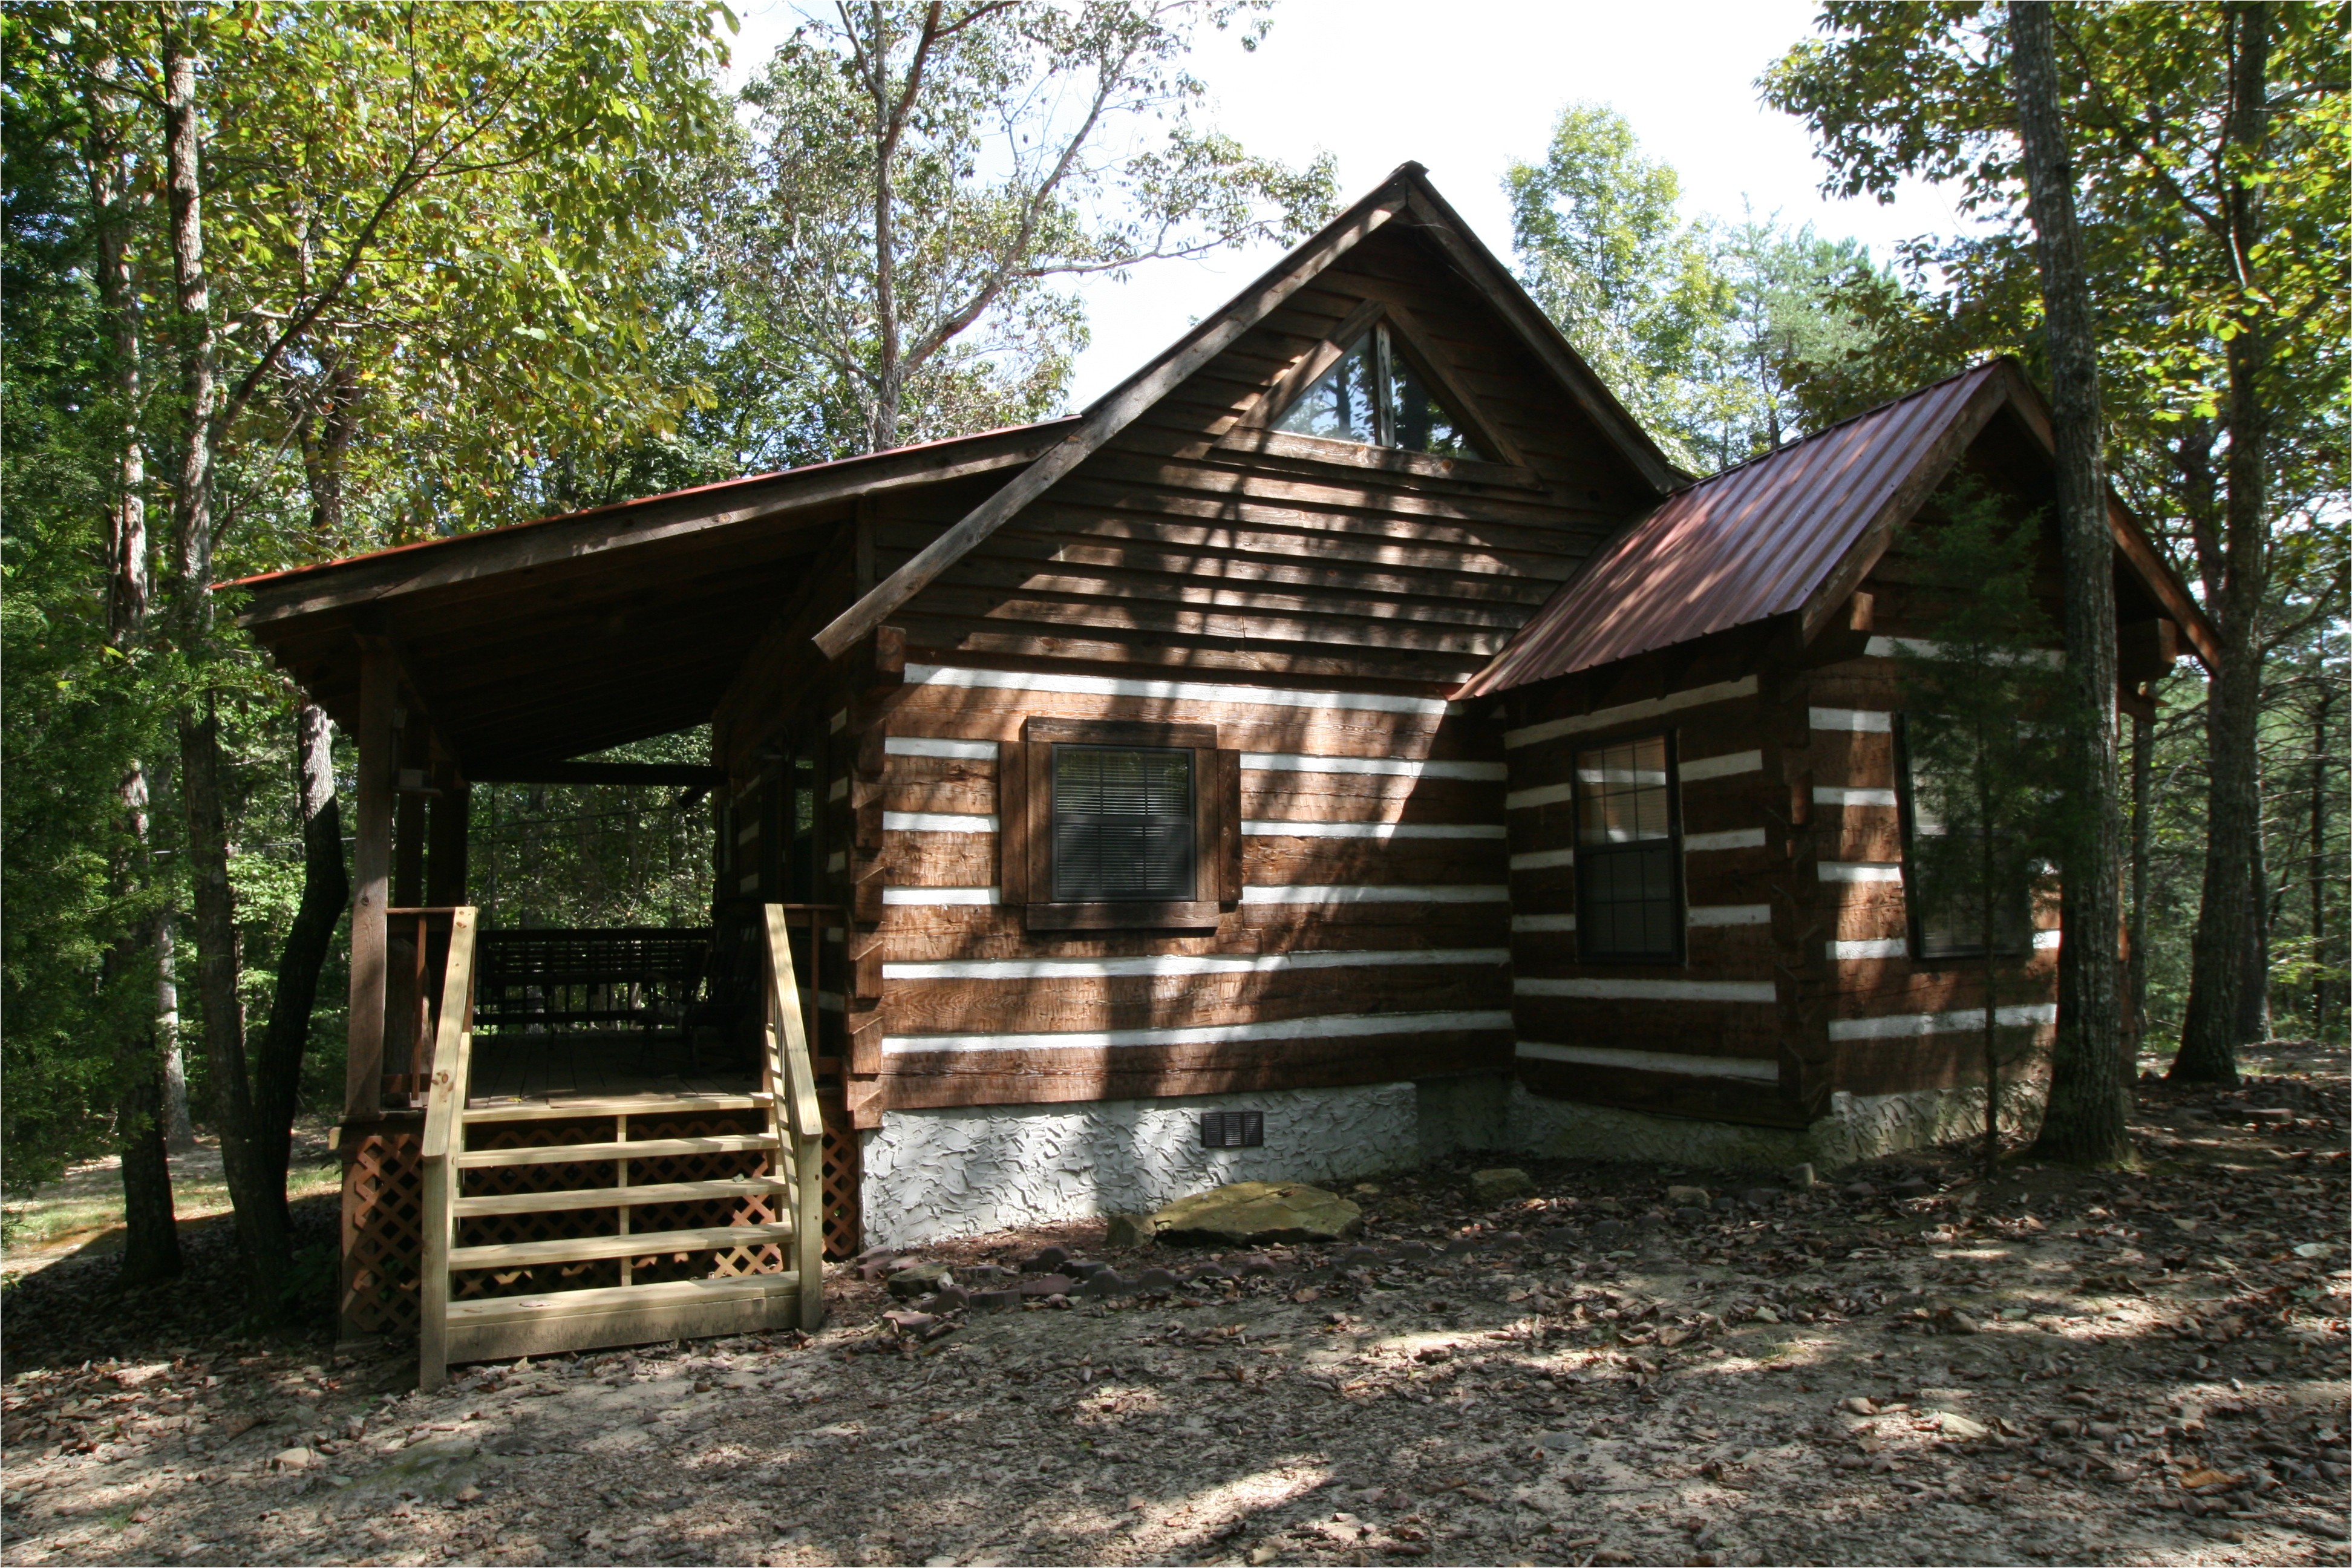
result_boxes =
[1148,1181,1364,1246]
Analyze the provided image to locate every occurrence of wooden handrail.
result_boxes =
[762,904,828,1330]
[418,907,479,1165]
[418,906,478,1390]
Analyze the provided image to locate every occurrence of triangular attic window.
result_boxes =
[1272,322,1488,462]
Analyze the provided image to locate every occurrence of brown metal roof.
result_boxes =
[1458,365,2010,697]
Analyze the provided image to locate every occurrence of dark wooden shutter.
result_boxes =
[1209,746,1242,903]
[997,740,1034,905]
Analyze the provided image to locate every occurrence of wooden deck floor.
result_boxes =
[466,1033,759,1108]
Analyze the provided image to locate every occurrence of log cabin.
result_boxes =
[226,163,2216,1372]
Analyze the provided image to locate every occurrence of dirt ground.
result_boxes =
[2,1055,2346,1568]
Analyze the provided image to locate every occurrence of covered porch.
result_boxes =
[225,438,1024,1369]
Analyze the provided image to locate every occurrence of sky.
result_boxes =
[722,0,1968,407]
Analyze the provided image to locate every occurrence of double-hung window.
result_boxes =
[1050,745,1195,902]
[1573,734,1682,963]
[999,718,1240,930]
[1895,714,2033,962]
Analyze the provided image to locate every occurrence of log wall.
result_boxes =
[808,221,1658,1118]
[1499,520,2063,1126]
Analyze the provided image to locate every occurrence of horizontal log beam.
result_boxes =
[465,762,725,788]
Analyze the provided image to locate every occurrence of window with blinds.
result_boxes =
[1050,745,1197,902]
[1573,733,1682,962]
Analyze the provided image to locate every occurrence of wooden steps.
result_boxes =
[417,905,831,1388]
[443,1275,804,1365]
[454,1134,779,1168]
[461,1091,771,1123]
[450,1221,795,1271]
[452,1177,795,1219]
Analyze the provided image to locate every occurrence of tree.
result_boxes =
[1,9,187,1278]
[1506,102,1723,470]
[2005,0,2126,1164]
[1763,1,2349,1086]
[1893,483,2068,1177]
[714,0,1336,456]
[1506,102,1876,473]
[1687,210,1875,471]
[26,0,735,1317]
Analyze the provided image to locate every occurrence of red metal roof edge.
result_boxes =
[215,416,1079,593]
[1455,363,2006,701]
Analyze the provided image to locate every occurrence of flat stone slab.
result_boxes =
[1146,1181,1363,1246]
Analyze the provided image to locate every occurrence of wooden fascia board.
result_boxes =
[812,188,1414,662]
[2106,494,2218,669]
[1794,370,2016,645]
[231,431,1067,633]
[1984,361,2220,670]
[1393,180,1680,495]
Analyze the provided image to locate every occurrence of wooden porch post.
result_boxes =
[393,721,429,908]
[345,640,397,1123]
[426,779,471,907]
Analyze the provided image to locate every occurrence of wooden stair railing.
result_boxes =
[417,906,826,1390]
[760,903,829,1324]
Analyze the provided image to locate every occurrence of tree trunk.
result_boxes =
[163,18,217,618]
[253,699,348,1203]
[115,1057,183,1288]
[162,11,290,1316]
[2127,710,2152,1054]
[90,45,183,1273]
[2314,685,2333,1040]
[2240,783,2273,1044]
[158,913,194,1152]
[1981,755,2000,1181]
[109,766,183,1287]
[180,700,291,1313]
[2009,0,2128,1165]
[2173,4,2275,1086]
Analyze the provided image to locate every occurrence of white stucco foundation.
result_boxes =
[858,1071,2051,1246]
[858,1082,1419,1249]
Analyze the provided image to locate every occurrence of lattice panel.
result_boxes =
[451,1111,788,1302]
[341,1126,423,1339]
[821,1105,861,1261]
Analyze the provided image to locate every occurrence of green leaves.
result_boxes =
[1507,102,1877,472]
[714,0,1336,452]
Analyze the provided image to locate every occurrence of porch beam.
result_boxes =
[463,762,725,788]
[345,636,398,1123]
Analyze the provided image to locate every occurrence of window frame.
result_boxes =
[1893,713,2033,965]
[1569,729,1686,966]
[1220,299,1533,481]
[1001,717,1240,931]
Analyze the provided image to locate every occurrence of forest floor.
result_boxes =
[2,1049,2346,1568]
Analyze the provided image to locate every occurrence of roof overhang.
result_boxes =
[225,422,1071,770]
[1458,358,2219,699]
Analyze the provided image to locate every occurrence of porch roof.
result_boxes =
[224,421,1071,771]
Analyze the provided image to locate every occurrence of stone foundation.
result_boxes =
[860,1071,2050,1247]
[858,1082,1416,1249]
